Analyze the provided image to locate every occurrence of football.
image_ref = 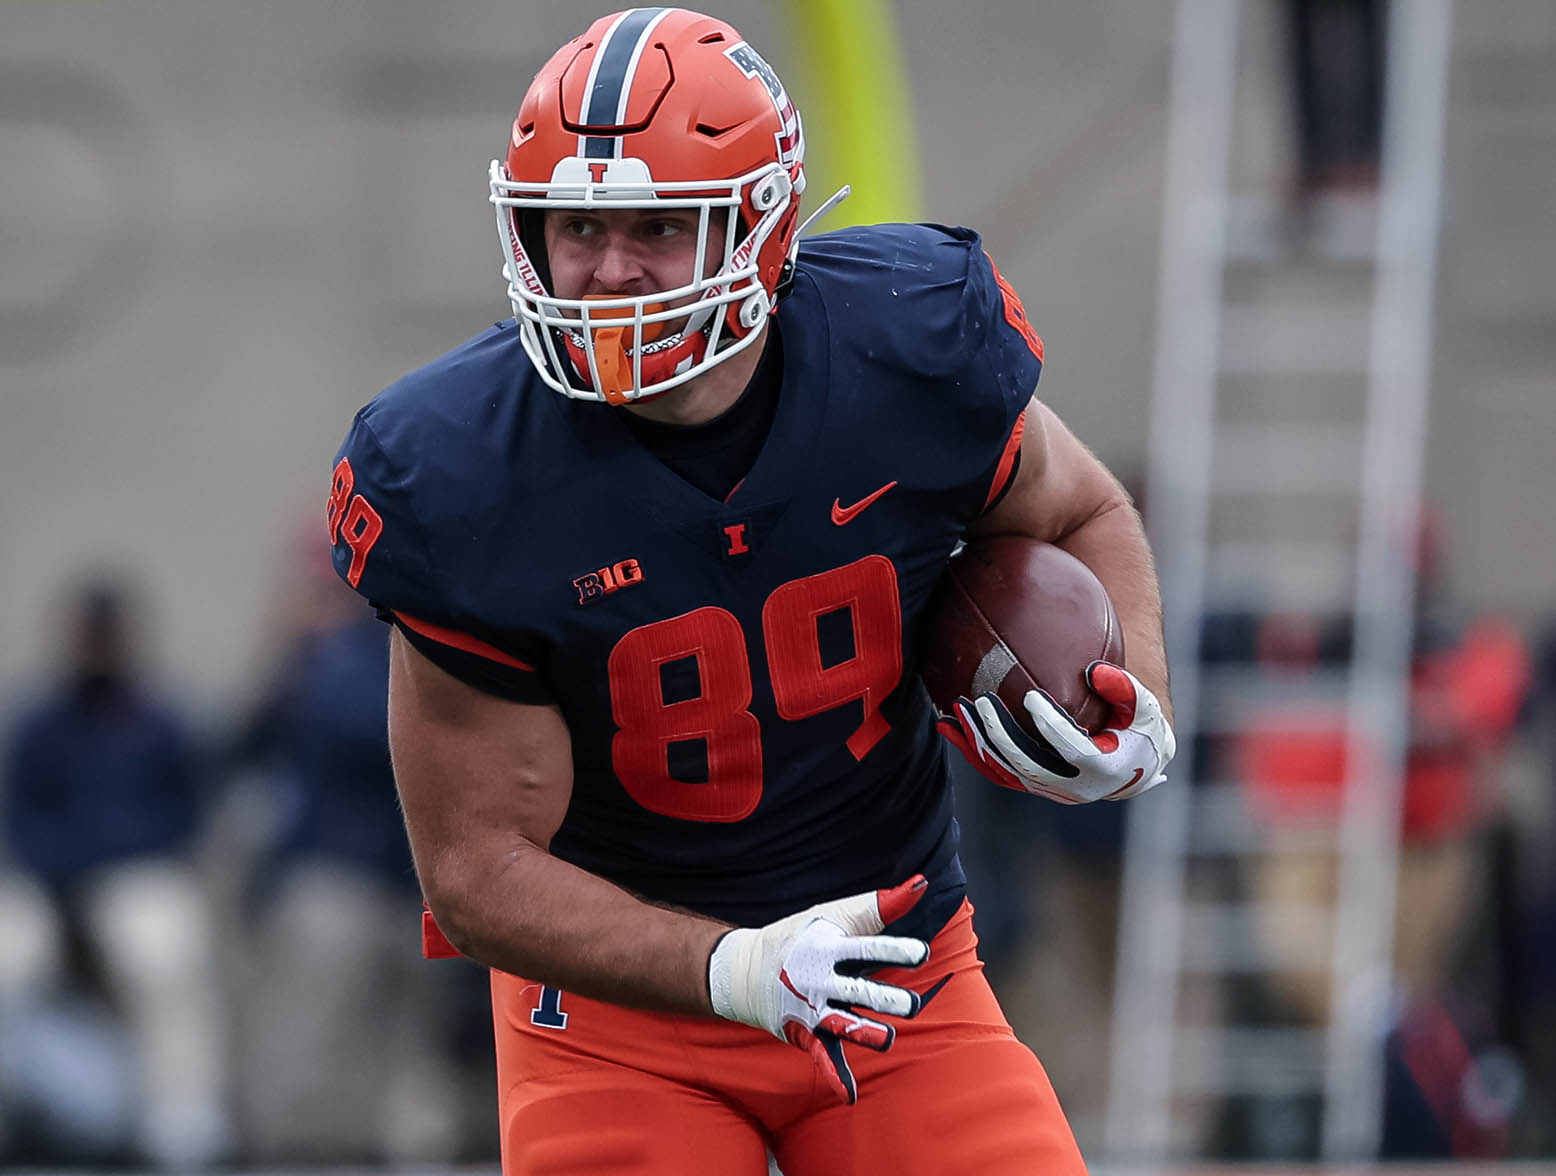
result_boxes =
[921,536,1125,735]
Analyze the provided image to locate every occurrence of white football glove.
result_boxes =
[707,876,932,1104]
[941,661,1176,804]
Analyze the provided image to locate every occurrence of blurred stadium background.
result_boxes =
[1,0,1553,1169]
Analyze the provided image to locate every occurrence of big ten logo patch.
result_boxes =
[574,558,645,606]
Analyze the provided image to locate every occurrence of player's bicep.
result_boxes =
[970,396,1130,544]
[387,628,573,906]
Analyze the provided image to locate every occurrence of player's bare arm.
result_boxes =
[389,625,929,1089]
[971,395,1171,725]
[947,394,1176,803]
[387,627,727,1015]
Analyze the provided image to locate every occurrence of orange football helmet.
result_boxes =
[490,7,807,403]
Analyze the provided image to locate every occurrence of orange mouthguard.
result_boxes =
[584,297,667,403]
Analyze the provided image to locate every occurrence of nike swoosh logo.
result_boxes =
[831,481,897,526]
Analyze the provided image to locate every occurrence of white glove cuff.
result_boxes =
[708,927,762,1029]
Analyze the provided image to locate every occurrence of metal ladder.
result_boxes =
[1102,0,1454,1159]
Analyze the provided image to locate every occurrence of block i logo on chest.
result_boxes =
[722,522,750,557]
[574,558,644,606]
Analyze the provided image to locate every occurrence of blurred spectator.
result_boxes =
[1507,623,1556,1151]
[1285,0,1384,200]
[1220,512,1532,1156]
[0,575,229,1168]
[1236,0,1386,260]
[226,534,483,1163]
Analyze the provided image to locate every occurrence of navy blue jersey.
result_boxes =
[329,224,1043,939]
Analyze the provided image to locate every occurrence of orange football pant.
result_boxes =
[490,901,1087,1175]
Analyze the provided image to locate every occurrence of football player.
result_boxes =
[328,8,1175,1173]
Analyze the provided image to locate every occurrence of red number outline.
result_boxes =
[605,557,904,822]
[326,458,355,542]
[763,555,902,760]
[608,606,763,823]
[339,495,384,588]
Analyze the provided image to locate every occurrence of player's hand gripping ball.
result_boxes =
[923,537,1175,803]
[707,877,932,1105]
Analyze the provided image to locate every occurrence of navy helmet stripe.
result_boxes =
[581,7,666,129]
[583,136,615,159]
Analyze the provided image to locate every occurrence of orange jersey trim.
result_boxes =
[394,611,536,672]
[984,251,1044,362]
[982,407,1028,512]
